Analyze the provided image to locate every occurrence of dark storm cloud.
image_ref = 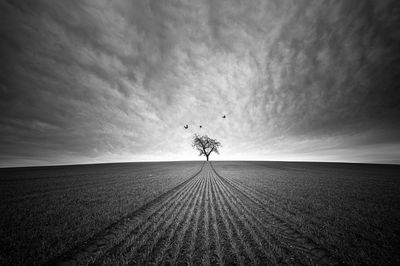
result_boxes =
[0,0,150,164]
[260,0,400,137]
[1,0,400,166]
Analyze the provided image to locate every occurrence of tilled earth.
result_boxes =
[52,162,340,265]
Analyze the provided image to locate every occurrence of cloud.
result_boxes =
[0,0,400,166]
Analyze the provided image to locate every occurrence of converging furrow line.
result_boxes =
[50,162,341,266]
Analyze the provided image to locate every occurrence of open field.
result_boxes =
[0,162,203,265]
[213,162,400,265]
[1,161,399,265]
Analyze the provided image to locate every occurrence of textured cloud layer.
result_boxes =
[1,0,400,166]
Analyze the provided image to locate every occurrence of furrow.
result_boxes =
[218,167,327,234]
[143,173,203,265]
[51,164,204,266]
[211,171,259,265]
[207,168,224,265]
[96,174,203,265]
[212,165,339,265]
[167,170,206,265]
[214,170,301,264]
[175,171,207,265]
[128,174,203,265]
[209,167,242,265]
[218,176,316,265]
[212,172,279,265]
[203,168,211,265]
[213,171,297,265]
[155,174,203,265]
[222,173,320,223]
[185,170,209,265]
[7,163,203,205]
[192,167,211,265]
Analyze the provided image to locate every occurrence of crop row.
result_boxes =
[54,162,337,265]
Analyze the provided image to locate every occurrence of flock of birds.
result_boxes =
[183,115,226,130]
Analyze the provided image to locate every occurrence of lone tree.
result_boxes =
[192,134,221,161]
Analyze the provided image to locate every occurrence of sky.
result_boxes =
[1,0,400,167]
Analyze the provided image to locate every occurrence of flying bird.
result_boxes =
[184,125,188,129]
[222,115,226,119]
[199,125,202,128]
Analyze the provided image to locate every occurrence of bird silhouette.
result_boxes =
[222,115,226,119]
[199,125,202,128]
[184,125,188,129]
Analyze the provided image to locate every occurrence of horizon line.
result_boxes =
[1,159,399,169]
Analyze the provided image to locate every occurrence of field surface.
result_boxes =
[0,162,203,265]
[1,161,399,265]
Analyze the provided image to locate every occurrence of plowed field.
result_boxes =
[2,161,399,265]
[52,163,339,265]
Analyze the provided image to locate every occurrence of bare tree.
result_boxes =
[192,134,221,161]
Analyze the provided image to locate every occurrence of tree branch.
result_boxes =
[192,134,221,161]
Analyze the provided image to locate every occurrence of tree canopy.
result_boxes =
[192,134,221,161]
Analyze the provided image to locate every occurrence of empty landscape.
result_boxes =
[2,1,400,265]
[1,161,399,265]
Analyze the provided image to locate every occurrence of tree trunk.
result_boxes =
[206,155,209,161]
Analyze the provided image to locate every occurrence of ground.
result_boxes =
[1,161,399,265]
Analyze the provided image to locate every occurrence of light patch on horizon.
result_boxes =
[1,0,400,167]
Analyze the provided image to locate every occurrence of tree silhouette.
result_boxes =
[192,134,221,161]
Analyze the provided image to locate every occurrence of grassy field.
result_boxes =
[1,161,399,265]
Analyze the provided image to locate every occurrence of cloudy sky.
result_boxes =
[1,0,400,167]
